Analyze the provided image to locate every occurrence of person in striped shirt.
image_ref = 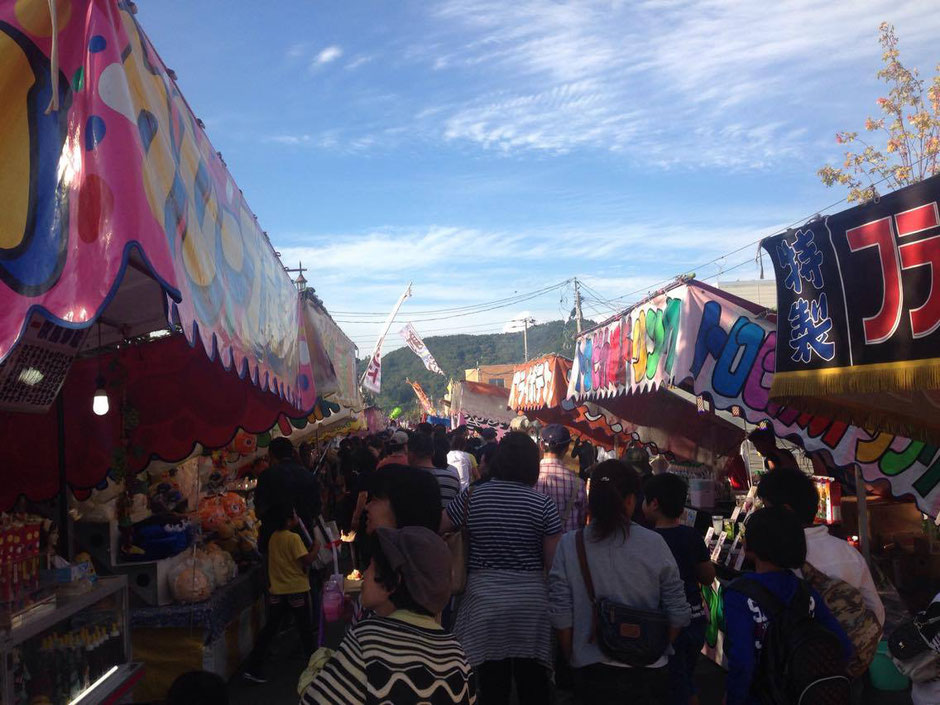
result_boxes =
[301,526,476,704]
[409,431,461,509]
[441,432,562,705]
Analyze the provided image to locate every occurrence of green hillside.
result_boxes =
[359,318,593,414]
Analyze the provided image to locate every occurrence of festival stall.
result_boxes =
[449,380,516,438]
[762,174,940,611]
[566,277,940,661]
[0,2,326,701]
[510,354,745,468]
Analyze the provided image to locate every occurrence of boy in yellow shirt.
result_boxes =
[244,504,320,683]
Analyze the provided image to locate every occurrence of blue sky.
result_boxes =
[140,1,940,355]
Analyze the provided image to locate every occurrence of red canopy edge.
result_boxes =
[0,334,301,509]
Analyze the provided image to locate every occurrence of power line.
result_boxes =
[334,283,568,325]
[330,279,571,319]
[601,159,934,307]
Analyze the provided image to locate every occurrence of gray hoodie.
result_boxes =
[548,522,691,668]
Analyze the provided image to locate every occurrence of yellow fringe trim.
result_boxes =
[771,358,940,397]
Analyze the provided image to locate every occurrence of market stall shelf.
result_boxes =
[0,576,141,705]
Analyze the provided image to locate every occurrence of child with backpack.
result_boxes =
[724,506,853,705]
[757,468,883,683]
[643,473,716,705]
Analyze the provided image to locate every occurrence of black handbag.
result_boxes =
[575,529,670,666]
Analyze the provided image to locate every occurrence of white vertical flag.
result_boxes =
[361,283,412,394]
[399,323,445,376]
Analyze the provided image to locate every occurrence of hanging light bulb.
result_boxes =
[92,322,109,416]
[93,375,109,416]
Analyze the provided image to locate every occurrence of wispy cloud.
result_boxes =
[405,1,940,166]
[345,55,374,71]
[285,42,309,60]
[312,45,343,69]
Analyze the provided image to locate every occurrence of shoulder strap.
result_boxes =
[731,577,787,619]
[575,530,597,604]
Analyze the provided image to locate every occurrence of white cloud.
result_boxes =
[415,0,940,166]
[346,55,374,71]
[286,42,309,60]
[312,45,343,68]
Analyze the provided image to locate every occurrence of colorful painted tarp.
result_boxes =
[0,0,313,410]
[762,175,940,443]
[567,280,940,516]
[303,297,361,410]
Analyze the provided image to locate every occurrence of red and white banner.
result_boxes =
[361,284,412,394]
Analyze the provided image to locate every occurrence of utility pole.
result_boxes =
[514,317,536,361]
[573,278,584,334]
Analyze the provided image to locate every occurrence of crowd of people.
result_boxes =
[171,420,899,705]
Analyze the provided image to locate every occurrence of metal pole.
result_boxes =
[855,466,871,564]
[56,391,71,559]
[523,319,529,361]
[574,278,584,334]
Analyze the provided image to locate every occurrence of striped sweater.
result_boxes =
[301,612,476,705]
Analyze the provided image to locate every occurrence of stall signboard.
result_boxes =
[567,280,940,515]
[762,175,940,443]
[508,355,572,411]
[0,1,314,410]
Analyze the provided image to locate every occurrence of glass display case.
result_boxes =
[0,576,141,705]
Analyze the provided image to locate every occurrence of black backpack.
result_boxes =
[730,577,851,705]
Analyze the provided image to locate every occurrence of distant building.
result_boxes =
[465,363,518,388]
[714,279,777,310]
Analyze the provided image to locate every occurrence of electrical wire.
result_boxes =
[600,156,934,307]
[330,279,571,319]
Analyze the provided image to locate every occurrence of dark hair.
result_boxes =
[642,473,688,519]
[492,432,540,485]
[757,468,820,527]
[370,465,442,532]
[370,536,432,616]
[267,502,295,529]
[432,434,450,469]
[298,442,313,466]
[480,442,498,470]
[416,422,433,434]
[744,506,807,569]
[589,460,640,540]
[269,437,295,461]
[450,434,468,452]
[366,435,385,451]
[407,431,434,458]
[167,670,228,705]
[748,426,776,445]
